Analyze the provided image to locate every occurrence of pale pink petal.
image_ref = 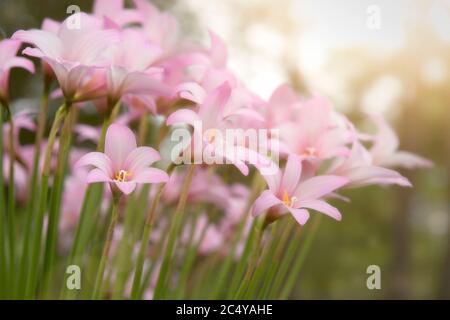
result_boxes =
[299,200,342,221]
[251,190,282,217]
[12,29,63,58]
[120,71,170,97]
[74,152,113,177]
[132,168,169,184]
[295,175,348,202]
[86,168,112,183]
[382,151,433,169]
[166,108,201,126]
[198,82,231,121]
[208,30,227,67]
[173,82,206,104]
[114,181,136,195]
[343,166,412,188]
[288,208,310,225]
[123,147,161,174]
[3,57,35,73]
[281,154,302,195]
[105,124,137,170]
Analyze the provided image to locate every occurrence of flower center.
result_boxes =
[282,190,297,207]
[303,147,317,157]
[115,169,130,182]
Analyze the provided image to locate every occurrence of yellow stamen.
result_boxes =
[205,129,218,143]
[282,190,298,207]
[303,147,317,157]
[115,169,130,182]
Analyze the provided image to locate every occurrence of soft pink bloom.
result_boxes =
[278,96,352,161]
[327,140,412,188]
[13,13,119,102]
[167,82,265,175]
[369,114,433,169]
[105,29,169,108]
[75,123,169,195]
[252,154,348,225]
[0,39,35,102]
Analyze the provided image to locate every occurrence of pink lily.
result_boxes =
[252,154,348,226]
[13,12,119,102]
[327,140,412,188]
[0,39,35,103]
[75,123,169,195]
[369,114,433,169]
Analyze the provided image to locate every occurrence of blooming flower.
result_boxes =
[13,12,119,102]
[75,123,169,195]
[252,154,348,225]
[368,114,433,169]
[0,39,35,103]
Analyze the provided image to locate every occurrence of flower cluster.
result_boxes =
[0,0,431,300]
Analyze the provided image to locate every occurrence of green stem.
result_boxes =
[17,86,49,298]
[91,196,120,300]
[279,215,322,299]
[0,108,6,298]
[234,223,264,299]
[130,164,175,299]
[41,103,75,296]
[153,164,196,299]
[24,103,68,299]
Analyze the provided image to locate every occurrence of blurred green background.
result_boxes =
[1,0,449,299]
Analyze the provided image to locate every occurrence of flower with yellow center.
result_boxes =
[282,190,297,208]
[115,169,131,182]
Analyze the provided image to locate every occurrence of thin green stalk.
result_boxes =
[153,164,196,299]
[0,108,6,298]
[42,103,76,296]
[91,196,121,300]
[234,222,265,299]
[17,85,49,298]
[211,173,263,298]
[268,222,303,299]
[24,103,68,299]
[257,220,294,299]
[6,107,16,295]
[130,164,175,299]
[279,215,322,299]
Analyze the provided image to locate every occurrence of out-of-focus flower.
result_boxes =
[75,123,169,195]
[0,39,35,103]
[13,13,119,102]
[252,154,348,225]
[93,0,143,27]
[167,82,265,175]
[327,141,412,188]
[368,114,433,169]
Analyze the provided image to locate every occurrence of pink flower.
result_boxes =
[0,39,35,102]
[252,154,348,225]
[75,123,169,195]
[13,13,119,102]
[327,140,412,188]
[167,82,265,175]
[368,114,433,169]
[278,96,352,161]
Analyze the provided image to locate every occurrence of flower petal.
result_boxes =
[166,108,201,127]
[132,167,169,184]
[86,168,111,183]
[251,190,282,217]
[114,181,136,195]
[299,200,342,221]
[288,207,310,225]
[74,151,113,177]
[281,154,302,195]
[123,146,161,174]
[105,124,137,171]
[295,175,348,202]
[12,29,63,58]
